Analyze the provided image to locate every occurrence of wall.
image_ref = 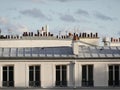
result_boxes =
[110,43,120,46]
[76,61,120,87]
[79,38,99,46]
[0,40,72,47]
[0,38,99,48]
[0,59,120,88]
[0,60,71,88]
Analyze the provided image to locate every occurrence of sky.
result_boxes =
[0,0,120,38]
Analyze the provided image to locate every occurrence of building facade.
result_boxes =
[0,26,120,89]
[0,45,120,88]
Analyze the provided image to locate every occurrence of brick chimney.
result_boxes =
[72,33,79,55]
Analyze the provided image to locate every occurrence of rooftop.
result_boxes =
[0,46,119,59]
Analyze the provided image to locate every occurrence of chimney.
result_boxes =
[102,37,110,46]
[96,33,98,38]
[37,30,40,36]
[84,33,86,37]
[72,40,79,55]
[45,25,49,36]
[42,27,44,31]
[87,34,90,38]
[73,33,79,40]
[111,37,113,42]
[90,33,93,38]
[79,33,81,37]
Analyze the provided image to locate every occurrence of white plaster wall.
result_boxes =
[77,61,120,87]
[79,38,99,46]
[68,62,74,87]
[75,62,80,87]
[14,63,26,87]
[0,65,2,87]
[40,62,53,88]
[0,60,120,87]
[0,39,100,48]
[0,40,72,47]
[110,43,120,46]
[94,62,108,86]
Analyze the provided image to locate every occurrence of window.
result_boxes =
[3,66,14,87]
[29,65,40,87]
[82,65,94,87]
[109,65,120,86]
[56,65,67,87]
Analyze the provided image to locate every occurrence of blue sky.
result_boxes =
[0,0,120,38]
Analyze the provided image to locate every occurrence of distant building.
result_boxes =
[0,25,120,88]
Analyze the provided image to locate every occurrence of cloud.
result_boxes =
[60,14,77,22]
[94,12,114,21]
[20,8,51,20]
[54,0,94,2]
[22,0,45,3]
[16,25,29,33]
[2,23,29,35]
[55,0,69,2]
[0,17,9,25]
[76,9,89,16]
[118,31,120,35]
[0,17,29,34]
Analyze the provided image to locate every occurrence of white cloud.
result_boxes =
[0,17,9,25]
[20,8,51,21]
[6,24,29,34]
[94,12,114,21]
[60,14,78,22]
[76,9,89,16]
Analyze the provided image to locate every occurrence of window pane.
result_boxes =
[62,65,66,70]
[9,66,13,71]
[56,70,60,81]
[29,66,34,81]
[115,65,119,86]
[62,66,67,81]
[82,65,87,81]
[9,71,14,81]
[35,71,40,81]
[3,67,7,71]
[88,65,93,81]
[109,66,113,81]
[56,66,60,70]
[109,66,113,86]
[3,71,7,81]
[29,66,33,71]
[56,65,60,81]
[35,66,40,71]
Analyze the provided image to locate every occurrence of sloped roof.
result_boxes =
[0,47,73,58]
[78,46,120,58]
[0,46,120,59]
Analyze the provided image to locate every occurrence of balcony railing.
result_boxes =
[29,81,41,87]
[55,81,67,87]
[108,80,120,86]
[82,80,94,87]
[2,81,14,87]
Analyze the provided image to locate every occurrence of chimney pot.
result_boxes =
[79,33,81,37]
[111,37,113,42]
[42,27,44,30]
[87,34,89,38]
[84,33,86,37]
[96,33,98,38]
[90,33,92,38]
